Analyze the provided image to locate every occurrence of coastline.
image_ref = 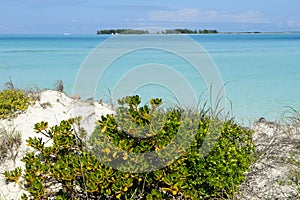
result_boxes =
[0,90,299,199]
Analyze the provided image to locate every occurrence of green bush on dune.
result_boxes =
[0,89,31,119]
[4,96,255,199]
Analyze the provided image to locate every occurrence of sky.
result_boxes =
[1,0,300,34]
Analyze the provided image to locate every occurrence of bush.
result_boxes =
[0,89,31,119]
[90,96,255,199]
[4,117,108,199]
[4,96,255,199]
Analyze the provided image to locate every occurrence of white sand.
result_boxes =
[0,90,114,199]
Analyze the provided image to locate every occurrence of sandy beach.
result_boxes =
[0,90,114,199]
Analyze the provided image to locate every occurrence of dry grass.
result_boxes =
[0,125,22,165]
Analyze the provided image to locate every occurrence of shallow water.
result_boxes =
[0,34,300,123]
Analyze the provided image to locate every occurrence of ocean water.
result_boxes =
[0,34,300,123]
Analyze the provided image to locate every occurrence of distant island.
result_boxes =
[97,29,218,35]
[97,29,149,34]
[97,29,300,35]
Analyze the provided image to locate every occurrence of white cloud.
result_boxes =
[148,8,269,24]
[148,8,201,22]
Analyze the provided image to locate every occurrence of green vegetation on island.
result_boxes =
[164,29,218,34]
[97,28,218,34]
[97,29,149,35]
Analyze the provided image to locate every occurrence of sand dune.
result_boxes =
[0,91,299,199]
[0,90,114,199]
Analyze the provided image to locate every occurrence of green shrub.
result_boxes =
[4,117,113,199]
[0,89,31,119]
[4,96,255,199]
[90,96,256,199]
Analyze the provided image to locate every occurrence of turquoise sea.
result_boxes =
[1,34,300,123]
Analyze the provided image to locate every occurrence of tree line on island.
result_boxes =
[97,28,218,35]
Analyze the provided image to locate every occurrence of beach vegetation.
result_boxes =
[0,125,22,165]
[0,89,31,119]
[282,107,300,195]
[25,86,41,102]
[53,79,64,93]
[4,80,15,90]
[3,96,255,199]
[234,107,300,198]
[39,102,52,109]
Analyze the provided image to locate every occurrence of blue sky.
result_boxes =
[1,0,300,33]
